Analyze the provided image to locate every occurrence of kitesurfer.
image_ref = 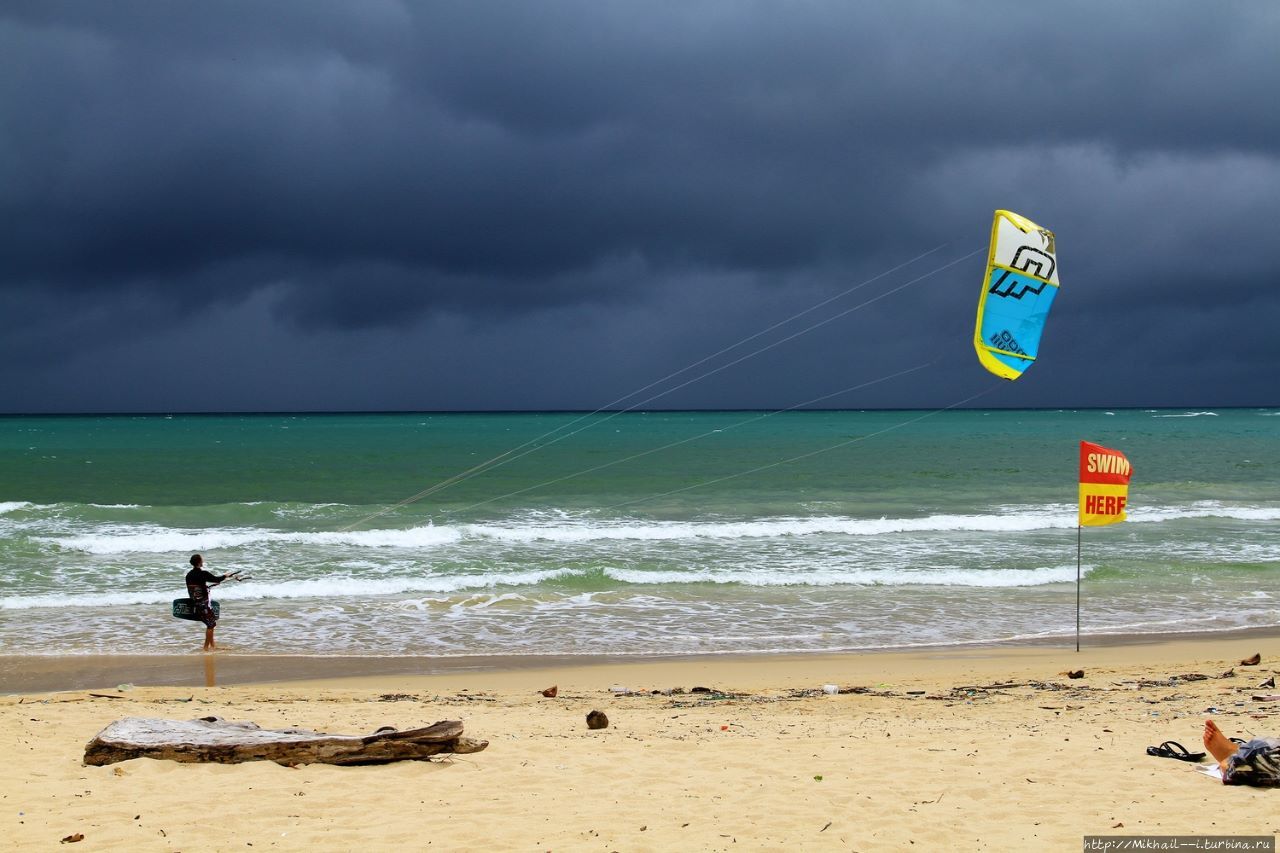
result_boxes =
[185,554,228,652]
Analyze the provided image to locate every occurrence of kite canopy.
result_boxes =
[973,210,1059,380]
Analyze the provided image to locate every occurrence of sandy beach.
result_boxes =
[2,636,1278,851]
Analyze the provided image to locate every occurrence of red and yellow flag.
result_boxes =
[1078,441,1132,526]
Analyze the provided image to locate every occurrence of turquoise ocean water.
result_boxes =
[0,409,1277,657]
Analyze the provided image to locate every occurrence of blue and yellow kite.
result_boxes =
[973,210,1059,380]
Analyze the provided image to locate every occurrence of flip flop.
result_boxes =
[1230,737,1248,745]
[1146,741,1205,762]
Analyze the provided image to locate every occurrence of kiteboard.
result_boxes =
[172,598,219,622]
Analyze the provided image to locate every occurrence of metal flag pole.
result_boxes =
[1075,524,1082,653]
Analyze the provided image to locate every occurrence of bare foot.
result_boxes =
[1203,719,1239,770]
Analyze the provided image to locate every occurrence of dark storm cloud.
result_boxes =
[1,1,1278,410]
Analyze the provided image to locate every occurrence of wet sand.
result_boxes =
[4,625,1280,694]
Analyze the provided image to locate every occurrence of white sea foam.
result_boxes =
[447,592,531,612]
[469,502,1280,541]
[31,501,1280,556]
[466,512,1078,543]
[0,589,198,609]
[391,597,463,611]
[3,587,1277,656]
[0,567,577,611]
[0,501,32,514]
[604,564,1088,588]
[41,523,463,555]
[1153,411,1219,417]
[1126,503,1280,523]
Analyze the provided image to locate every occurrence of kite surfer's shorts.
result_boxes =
[197,604,217,629]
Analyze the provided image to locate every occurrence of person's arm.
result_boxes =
[203,569,228,587]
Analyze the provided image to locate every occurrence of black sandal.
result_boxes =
[1146,741,1206,762]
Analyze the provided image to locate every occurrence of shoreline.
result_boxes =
[6,625,1280,694]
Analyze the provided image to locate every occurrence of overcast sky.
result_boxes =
[2,1,1277,413]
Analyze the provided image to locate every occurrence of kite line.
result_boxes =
[340,242,981,530]
[444,361,937,516]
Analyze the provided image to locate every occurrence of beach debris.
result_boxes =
[1066,670,1085,679]
[690,686,712,693]
[83,717,487,767]
[540,686,558,698]
[822,684,839,695]
[1134,677,1205,690]
[377,694,416,702]
[1253,695,1280,703]
[586,710,609,730]
[952,682,1024,693]
[1240,653,1262,666]
[1260,677,1276,689]
[60,833,84,844]
[1028,680,1098,693]
[609,686,630,694]
[419,691,496,705]
[88,693,126,700]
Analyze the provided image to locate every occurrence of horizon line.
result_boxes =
[0,404,1275,418]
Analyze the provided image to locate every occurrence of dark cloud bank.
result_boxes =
[2,1,1277,412]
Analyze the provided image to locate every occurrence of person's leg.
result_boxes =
[200,606,218,651]
[1203,719,1239,770]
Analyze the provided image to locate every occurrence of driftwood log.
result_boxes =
[84,716,488,767]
